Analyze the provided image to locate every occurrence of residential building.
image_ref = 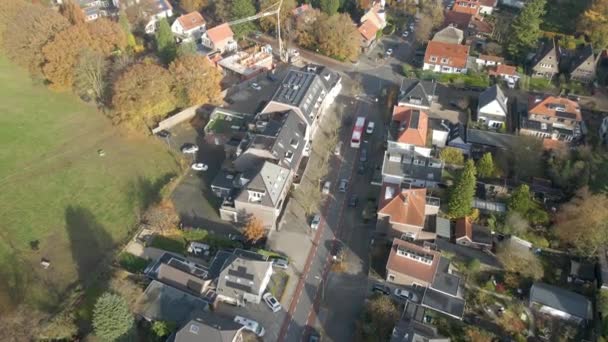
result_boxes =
[202,24,237,53]
[520,95,583,142]
[211,170,239,198]
[204,108,254,147]
[175,314,244,342]
[452,0,481,15]
[423,41,470,74]
[475,54,504,67]
[569,260,596,284]
[568,44,598,83]
[489,64,520,85]
[386,239,441,287]
[134,280,210,323]
[144,253,215,299]
[530,38,560,79]
[421,257,466,320]
[261,66,341,141]
[218,45,274,80]
[454,217,492,250]
[443,11,493,43]
[529,282,592,323]
[171,11,206,42]
[360,1,387,30]
[381,145,443,188]
[377,184,440,240]
[478,0,497,14]
[115,0,173,34]
[216,255,273,306]
[358,1,386,51]
[359,20,380,52]
[429,118,452,148]
[390,317,450,342]
[432,26,464,45]
[398,79,437,109]
[446,123,470,154]
[477,84,508,129]
[389,106,431,156]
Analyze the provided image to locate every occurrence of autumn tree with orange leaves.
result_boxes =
[169,54,223,107]
[243,217,266,243]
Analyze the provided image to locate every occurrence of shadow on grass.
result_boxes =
[127,173,177,213]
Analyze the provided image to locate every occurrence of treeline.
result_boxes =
[0,0,222,131]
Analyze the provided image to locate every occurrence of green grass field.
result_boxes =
[0,56,179,312]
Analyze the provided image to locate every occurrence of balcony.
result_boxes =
[425,196,440,215]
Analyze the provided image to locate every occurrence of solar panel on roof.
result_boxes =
[226,280,253,292]
[555,111,577,119]
[228,266,255,280]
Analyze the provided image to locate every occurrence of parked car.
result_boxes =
[338,179,349,193]
[334,141,343,156]
[263,292,282,312]
[372,283,390,296]
[181,143,198,154]
[386,48,393,57]
[234,316,265,337]
[191,163,208,171]
[359,148,368,162]
[394,288,420,302]
[402,30,409,38]
[310,214,321,230]
[366,121,375,134]
[322,181,331,195]
[348,195,358,207]
[271,258,289,269]
[156,130,171,138]
[250,83,262,90]
[357,163,366,175]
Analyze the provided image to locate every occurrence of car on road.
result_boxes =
[250,82,262,90]
[338,179,349,193]
[394,288,420,302]
[181,143,198,154]
[348,195,358,207]
[402,30,409,38]
[409,23,415,31]
[359,148,368,162]
[386,48,393,57]
[234,316,265,337]
[310,214,321,230]
[322,181,331,195]
[357,163,366,175]
[191,163,208,171]
[271,257,289,269]
[308,329,321,342]
[366,121,375,134]
[372,283,390,296]
[263,292,282,312]
[156,130,171,138]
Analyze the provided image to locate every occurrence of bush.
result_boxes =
[118,252,150,273]
[149,235,186,254]
[440,147,465,166]
[257,249,288,260]
[182,228,209,241]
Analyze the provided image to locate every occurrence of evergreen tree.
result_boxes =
[448,159,477,218]
[230,0,256,38]
[92,293,134,341]
[320,0,340,15]
[155,18,177,64]
[476,152,495,178]
[119,10,137,52]
[506,0,546,60]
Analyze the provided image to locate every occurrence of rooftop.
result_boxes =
[176,12,206,31]
[382,147,443,183]
[432,26,464,44]
[489,64,517,77]
[359,19,380,41]
[378,185,427,227]
[399,78,436,108]
[206,24,234,45]
[421,287,465,319]
[175,314,243,342]
[236,161,291,207]
[204,108,252,135]
[424,41,470,69]
[386,238,441,284]
[431,257,462,297]
[134,280,209,323]
[216,256,272,297]
[528,96,582,122]
[391,106,429,147]
[454,217,493,246]
[218,48,273,76]
[529,282,592,320]
[390,318,449,342]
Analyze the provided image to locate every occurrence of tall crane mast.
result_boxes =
[223,0,284,62]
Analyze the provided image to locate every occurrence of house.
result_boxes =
[358,20,380,52]
[204,108,254,147]
[475,54,504,67]
[421,257,466,320]
[171,11,206,42]
[569,260,596,284]
[115,0,173,34]
[211,170,239,198]
[389,106,431,156]
[262,67,341,141]
[454,217,492,250]
[568,44,598,83]
[390,317,450,342]
[423,41,470,74]
[429,118,452,148]
[381,145,443,188]
[529,282,592,323]
[360,1,387,30]
[489,64,520,85]
[452,0,481,15]
[134,280,210,323]
[520,95,583,142]
[398,78,437,109]
[432,26,464,45]
[144,253,216,299]
[477,84,508,129]
[376,184,440,240]
[478,0,497,14]
[443,11,493,45]
[446,123,470,154]
[175,314,245,342]
[216,255,273,306]
[202,24,237,53]
[530,38,560,79]
[386,238,442,287]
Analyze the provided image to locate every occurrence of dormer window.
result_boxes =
[290,138,299,148]
[285,151,294,162]
[430,56,438,62]
[248,190,264,202]
[441,58,449,64]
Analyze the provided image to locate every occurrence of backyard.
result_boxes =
[0,56,179,314]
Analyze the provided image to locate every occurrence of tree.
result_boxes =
[315,13,361,61]
[415,0,443,42]
[259,0,296,33]
[74,49,109,103]
[169,54,223,107]
[177,40,198,57]
[465,327,493,342]
[448,159,477,218]
[59,0,85,25]
[476,152,495,178]
[414,18,433,43]
[439,147,464,165]
[555,187,608,257]
[577,0,608,51]
[156,18,177,64]
[243,217,266,243]
[359,295,400,341]
[179,0,209,12]
[230,0,256,38]
[508,185,549,225]
[294,8,321,49]
[119,10,138,53]
[506,0,547,60]
[497,310,527,336]
[498,135,543,180]
[152,321,177,338]
[496,241,543,281]
[320,0,340,15]
[111,61,176,129]
[502,211,529,235]
[213,0,233,23]
[92,292,134,341]
[295,183,322,216]
[37,310,77,341]
[2,2,70,73]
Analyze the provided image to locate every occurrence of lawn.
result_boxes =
[0,55,179,313]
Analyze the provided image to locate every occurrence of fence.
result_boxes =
[151,106,199,134]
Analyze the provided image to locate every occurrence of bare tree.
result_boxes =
[74,49,109,104]
[294,183,322,216]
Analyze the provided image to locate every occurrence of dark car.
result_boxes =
[348,195,359,207]
[372,283,390,296]
[357,163,366,175]
[359,148,368,162]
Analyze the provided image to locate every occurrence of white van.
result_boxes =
[234,315,265,337]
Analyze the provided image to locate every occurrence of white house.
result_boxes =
[216,256,273,306]
[171,11,206,42]
[201,24,237,53]
[423,41,470,74]
[477,84,508,129]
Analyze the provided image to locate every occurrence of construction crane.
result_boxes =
[224,0,285,62]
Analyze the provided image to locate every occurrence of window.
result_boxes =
[430,56,438,62]
[557,118,565,123]
[441,58,449,64]
[388,274,395,281]
[290,138,299,148]
[284,151,294,162]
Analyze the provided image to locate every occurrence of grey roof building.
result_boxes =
[175,314,244,342]
[134,280,210,323]
[398,79,437,109]
[432,26,464,45]
[421,257,465,319]
[477,84,508,128]
[390,318,450,342]
[381,145,443,188]
[216,255,273,306]
[568,44,598,83]
[530,38,560,79]
[529,282,592,322]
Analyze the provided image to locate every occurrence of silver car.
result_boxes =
[310,214,321,230]
[338,179,348,193]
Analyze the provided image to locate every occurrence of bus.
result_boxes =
[351,116,366,148]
